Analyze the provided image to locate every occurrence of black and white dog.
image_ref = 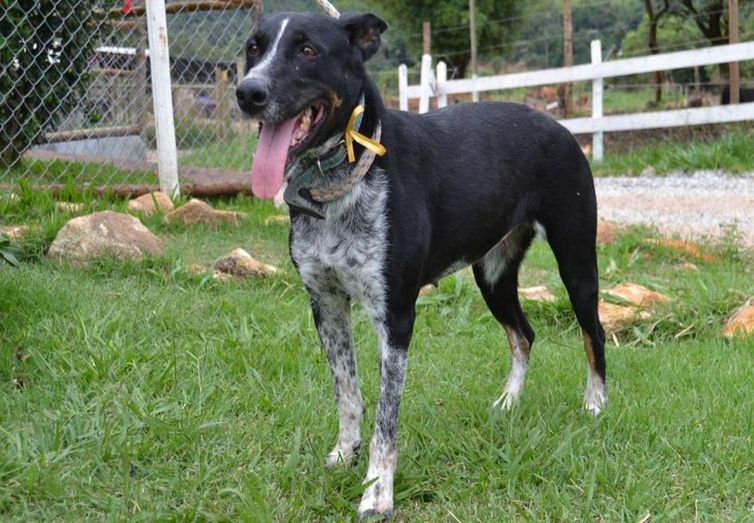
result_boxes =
[236,11,606,520]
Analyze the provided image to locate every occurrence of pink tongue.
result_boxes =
[250,117,299,199]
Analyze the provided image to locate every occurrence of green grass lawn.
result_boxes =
[2,190,753,521]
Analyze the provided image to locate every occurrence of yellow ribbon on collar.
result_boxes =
[345,105,387,163]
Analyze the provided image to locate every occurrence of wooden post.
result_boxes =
[215,67,229,141]
[563,0,574,117]
[251,0,262,28]
[436,61,448,108]
[398,64,408,111]
[469,0,479,102]
[313,0,340,18]
[134,12,149,135]
[145,0,180,198]
[419,54,432,114]
[729,0,740,104]
[591,40,604,162]
[423,20,431,55]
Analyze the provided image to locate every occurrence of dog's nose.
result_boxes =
[236,79,269,112]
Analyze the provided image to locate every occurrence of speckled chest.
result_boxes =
[290,170,389,314]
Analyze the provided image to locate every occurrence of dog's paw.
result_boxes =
[492,391,519,411]
[324,441,360,468]
[584,387,608,416]
[358,507,393,522]
[358,477,393,522]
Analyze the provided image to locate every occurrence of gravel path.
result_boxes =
[594,171,754,247]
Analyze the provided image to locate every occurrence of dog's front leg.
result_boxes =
[311,290,364,467]
[358,309,414,521]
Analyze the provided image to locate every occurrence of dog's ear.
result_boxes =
[338,13,388,61]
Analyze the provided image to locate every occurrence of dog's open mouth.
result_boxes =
[250,104,326,200]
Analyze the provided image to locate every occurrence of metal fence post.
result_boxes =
[591,39,604,162]
[145,0,180,198]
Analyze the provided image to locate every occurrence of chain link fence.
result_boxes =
[1,0,260,192]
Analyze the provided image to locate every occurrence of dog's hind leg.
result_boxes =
[310,290,364,467]
[473,225,536,410]
[358,304,415,521]
[541,216,607,415]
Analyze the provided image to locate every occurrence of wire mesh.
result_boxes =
[0,1,158,187]
[0,0,260,190]
[166,2,258,177]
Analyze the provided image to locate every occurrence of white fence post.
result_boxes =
[419,54,432,114]
[591,39,604,162]
[398,64,408,111]
[145,0,180,198]
[436,61,448,108]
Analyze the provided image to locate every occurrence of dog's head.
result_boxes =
[236,12,387,199]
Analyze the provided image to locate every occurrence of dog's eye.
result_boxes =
[247,42,260,57]
[300,44,317,59]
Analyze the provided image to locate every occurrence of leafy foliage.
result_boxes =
[375,0,519,77]
[0,234,20,267]
[0,1,109,168]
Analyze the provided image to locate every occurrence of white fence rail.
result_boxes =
[399,41,754,161]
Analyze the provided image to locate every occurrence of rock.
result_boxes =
[598,300,651,333]
[127,191,174,216]
[214,248,277,278]
[597,220,619,245]
[264,214,290,225]
[604,283,670,308]
[56,202,84,213]
[47,211,162,264]
[640,166,656,177]
[722,300,754,338]
[0,225,29,240]
[518,286,557,303]
[419,284,435,297]
[643,238,721,264]
[165,199,241,227]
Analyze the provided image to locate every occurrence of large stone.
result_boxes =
[47,211,162,264]
[127,191,174,216]
[518,286,557,303]
[0,225,29,240]
[214,248,277,278]
[165,199,240,227]
[722,300,754,338]
[596,220,620,245]
[604,283,671,308]
[598,300,651,333]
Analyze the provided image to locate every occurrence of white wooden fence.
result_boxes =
[398,41,754,161]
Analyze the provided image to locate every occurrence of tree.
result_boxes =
[644,0,672,103]
[373,0,519,78]
[0,2,106,169]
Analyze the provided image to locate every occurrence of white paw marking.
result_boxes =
[358,475,393,521]
[494,330,529,410]
[584,371,607,416]
[324,441,360,468]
